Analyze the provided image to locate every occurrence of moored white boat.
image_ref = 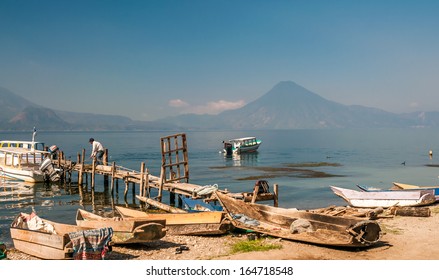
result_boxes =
[223,137,261,155]
[0,129,59,183]
[330,185,436,208]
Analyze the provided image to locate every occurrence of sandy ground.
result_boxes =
[4,204,439,261]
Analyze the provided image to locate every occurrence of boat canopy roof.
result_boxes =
[0,147,50,155]
[0,140,45,151]
[228,137,259,142]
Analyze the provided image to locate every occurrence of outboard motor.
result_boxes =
[39,158,60,182]
[223,141,233,156]
[48,145,59,160]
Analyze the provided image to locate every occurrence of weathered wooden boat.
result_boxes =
[75,209,167,244]
[10,212,112,260]
[215,191,382,247]
[223,137,262,155]
[331,185,436,208]
[115,206,232,236]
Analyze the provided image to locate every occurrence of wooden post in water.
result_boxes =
[111,162,116,194]
[103,149,108,165]
[77,153,82,185]
[91,157,96,188]
[124,175,129,199]
[103,148,109,186]
[60,151,67,181]
[140,162,145,197]
[132,182,135,198]
[273,184,279,207]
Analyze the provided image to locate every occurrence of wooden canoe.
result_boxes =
[215,191,382,247]
[115,206,232,236]
[331,185,436,208]
[10,212,111,260]
[75,209,166,244]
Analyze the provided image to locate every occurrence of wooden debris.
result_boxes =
[388,206,431,217]
[136,195,187,213]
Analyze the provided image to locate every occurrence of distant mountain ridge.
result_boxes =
[0,81,437,130]
[158,81,419,129]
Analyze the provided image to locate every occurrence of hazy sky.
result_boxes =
[1,0,439,121]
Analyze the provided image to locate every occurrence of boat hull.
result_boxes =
[223,137,262,155]
[75,209,167,244]
[331,186,436,208]
[215,191,381,247]
[0,165,44,183]
[10,213,111,260]
[115,206,232,236]
[392,182,439,201]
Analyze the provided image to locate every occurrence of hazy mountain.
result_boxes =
[0,87,37,119]
[158,81,417,129]
[1,81,439,131]
[0,86,177,131]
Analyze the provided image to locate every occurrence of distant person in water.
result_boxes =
[89,138,105,164]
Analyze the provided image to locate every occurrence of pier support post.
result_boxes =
[77,153,83,185]
[111,162,116,194]
[91,157,96,188]
[273,184,279,207]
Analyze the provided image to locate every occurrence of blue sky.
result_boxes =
[1,0,439,121]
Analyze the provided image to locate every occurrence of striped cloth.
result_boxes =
[68,227,113,260]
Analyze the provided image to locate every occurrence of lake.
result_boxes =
[2,128,439,247]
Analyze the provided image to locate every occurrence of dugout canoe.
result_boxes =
[75,209,166,245]
[115,206,232,236]
[215,191,382,247]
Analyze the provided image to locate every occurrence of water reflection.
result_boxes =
[0,178,136,212]
[223,152,260,167]
[0,181,35,203]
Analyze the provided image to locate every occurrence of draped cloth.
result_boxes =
[68,227,113,260]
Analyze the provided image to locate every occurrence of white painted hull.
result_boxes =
[0,165,44,183]
[235,143,261,154]
[330,186,436,208]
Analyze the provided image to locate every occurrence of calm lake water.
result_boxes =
[2,128,439,247]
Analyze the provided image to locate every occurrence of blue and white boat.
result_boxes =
[223,137,262,155]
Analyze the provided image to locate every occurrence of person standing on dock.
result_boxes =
[89,138,104,165]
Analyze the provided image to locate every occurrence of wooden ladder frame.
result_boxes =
[158,133,189,200]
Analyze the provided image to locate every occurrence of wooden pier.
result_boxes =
[54,133,279,208]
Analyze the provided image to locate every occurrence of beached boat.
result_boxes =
[0,129,59,183]
[223,137,261,155]
[330,185,436,208]
[75,209,167,244]
[10,212,113,260]
[215,191,382,247]
[391,182,439,200]
[115,206,232,236]
[392,182,439,190]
